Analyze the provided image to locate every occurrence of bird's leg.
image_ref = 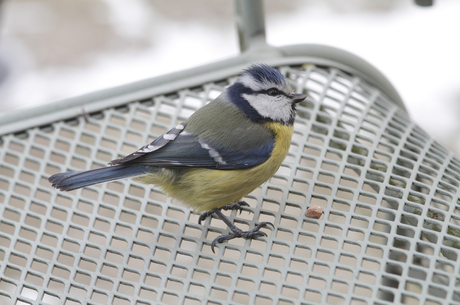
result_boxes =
[198,200,249,224]
[197,201,272,253]
[209,209,272,253]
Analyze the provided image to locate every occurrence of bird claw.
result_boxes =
[225,200,250,215]
[198,211,212,225]
[197,202,272,253]
[210,221,273,253]
[198,200,249,224]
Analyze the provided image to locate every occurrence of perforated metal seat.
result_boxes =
[1,2,458,305]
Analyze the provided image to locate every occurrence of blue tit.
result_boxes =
[49,64,307,250]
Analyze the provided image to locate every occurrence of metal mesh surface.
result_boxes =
[1,64,460,305]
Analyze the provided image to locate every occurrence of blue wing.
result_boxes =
[110,123,275,170]
[109,122,187,165]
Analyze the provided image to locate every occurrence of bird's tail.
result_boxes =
[49,164,151,191]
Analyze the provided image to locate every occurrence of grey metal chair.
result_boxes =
[1,1,457,304]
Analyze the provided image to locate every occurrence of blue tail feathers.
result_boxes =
[49,164,151,191]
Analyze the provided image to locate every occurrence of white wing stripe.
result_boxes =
[199,140,227,165]
[163,134,177,140]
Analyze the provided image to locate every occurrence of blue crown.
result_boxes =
[243,64,286,85]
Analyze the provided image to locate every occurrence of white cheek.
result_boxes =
[243,94,292,122]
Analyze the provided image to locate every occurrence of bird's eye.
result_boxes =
[267,88,280,96]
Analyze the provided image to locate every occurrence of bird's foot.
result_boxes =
[210,221,273,253]
[198,200,249,225]
[198,205,272,253]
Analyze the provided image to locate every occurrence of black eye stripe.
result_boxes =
[255,88,289,97]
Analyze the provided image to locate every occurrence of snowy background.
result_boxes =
[0,0,459,154]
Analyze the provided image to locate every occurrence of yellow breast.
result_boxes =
[138,122,294,212]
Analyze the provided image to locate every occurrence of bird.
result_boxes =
[49,64,307,252]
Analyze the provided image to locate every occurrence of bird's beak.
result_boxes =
[291,93,308,104]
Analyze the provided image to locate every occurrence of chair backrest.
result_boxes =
[1,62,459,305]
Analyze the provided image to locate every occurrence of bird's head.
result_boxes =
[226,64,307,125]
